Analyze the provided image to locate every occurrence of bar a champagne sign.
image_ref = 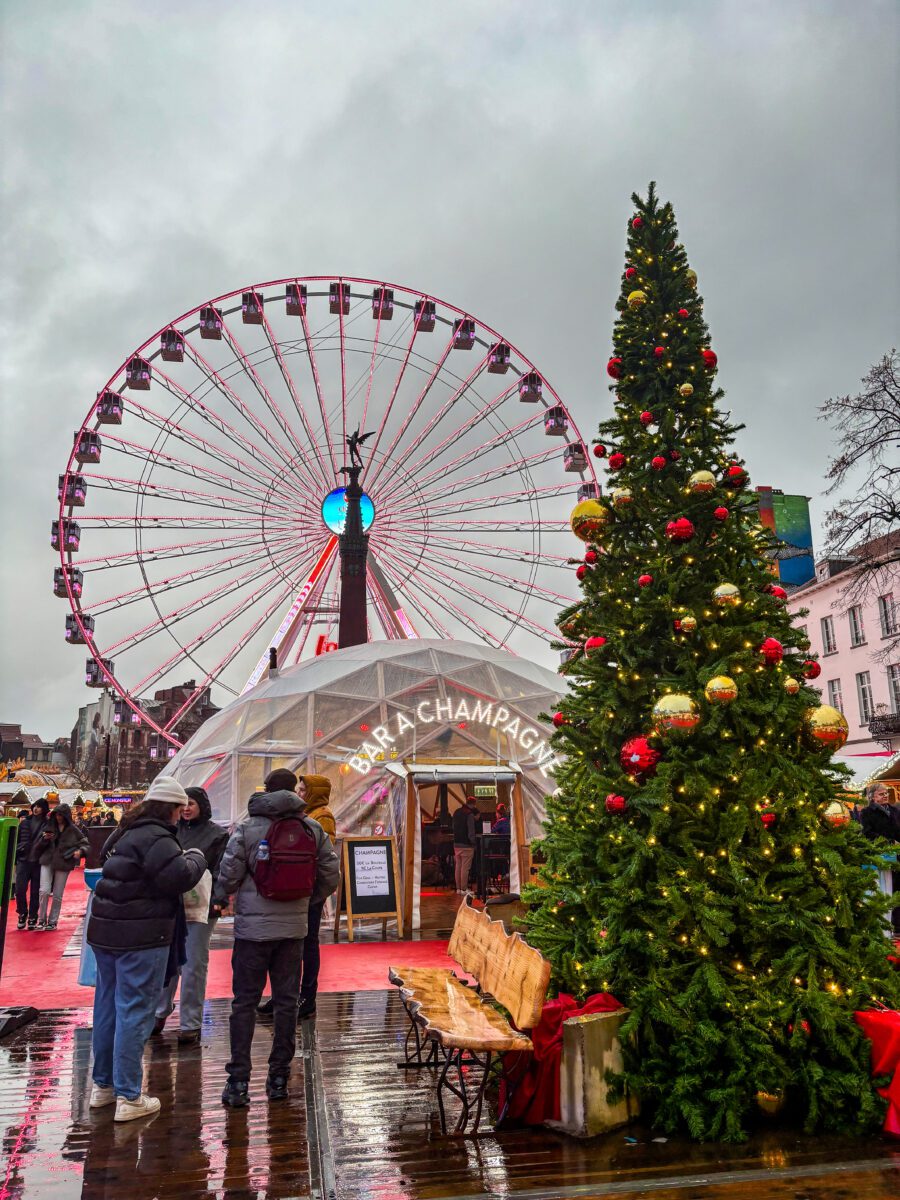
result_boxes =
[345,696,559,778]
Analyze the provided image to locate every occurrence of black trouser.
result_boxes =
[299,900,324,1003]
[227,937,304,1082]
[15,861,41,921]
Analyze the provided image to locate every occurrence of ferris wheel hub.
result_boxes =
[321,487,375,535]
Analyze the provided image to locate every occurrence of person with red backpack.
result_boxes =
[211,768,339,1108]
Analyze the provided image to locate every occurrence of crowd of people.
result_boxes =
[83,768,339,1121]
[14,798,89,930]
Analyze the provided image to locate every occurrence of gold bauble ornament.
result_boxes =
[611,487,633,510]
[783,676,800,696]
[680,614,698,633]
[651,693,701,738]
[755,1090,784,1117]
[687,470,716,495]
[804,704,849,750]
[712,583,741,608]
[570,499,610,542]
[704,675,738,704]
[678,383,694,397]
[627,289,648,309]
[823,799,851,827]
[685,269,698,289]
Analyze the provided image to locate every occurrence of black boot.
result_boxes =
[16,915,26,930]
[297,996,317,1021]
[221,1079,250,1108]
[266,1072,289,1101]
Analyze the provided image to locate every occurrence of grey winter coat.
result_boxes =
[213,789,340,941]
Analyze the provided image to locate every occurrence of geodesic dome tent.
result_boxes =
[163,639,564,915]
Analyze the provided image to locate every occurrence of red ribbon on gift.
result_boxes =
[855,1010,900,1136]
[500,992,622,1125]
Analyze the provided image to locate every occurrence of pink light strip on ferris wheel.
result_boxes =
[375,543,501,645]
[362,301,427,473]
[150,363,306,494]
[339,280,348,469]
[373,551,454,640]
[81,470,300,517]
[258,301,332,492]
[298,305,339,482]
[365,327,458,492]
[242,536,339,693]
[367,556,418,639]
[359,292,386,433]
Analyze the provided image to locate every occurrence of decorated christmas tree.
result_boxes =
[525,183,900,1141]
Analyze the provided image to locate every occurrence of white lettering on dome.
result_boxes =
[344,699,559,779]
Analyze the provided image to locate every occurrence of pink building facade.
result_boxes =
[787,553,900,756]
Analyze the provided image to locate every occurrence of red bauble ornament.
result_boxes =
[666,517,695,543]
[760,809,777,830]
[585,635,607,654]
[788,1020,811,1036]
[654,346,665,358]
[701,348,718,370]
[677,308,689,319]
[552,711,567,728]
[639,411,654,426]
[620,736,661,777]
[726,463,747,487]
[608,452,626,470]
[767,584,788,601]
[669,449,681,461]
[651,455,667,471]
[759,637,784,665]
[632,216,643,229]
[584,550,598,564]
[713,506,729,522]
[638,573,653,588]
[576,564,588,581]
[607,357,623,380]
[625,266,637,280]
[605,793,628,815]
[592,443,607,459]
[801,660,822,680]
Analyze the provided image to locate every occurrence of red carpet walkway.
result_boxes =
[0,869,457,1010]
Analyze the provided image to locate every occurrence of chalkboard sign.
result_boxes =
[333,835,403,942]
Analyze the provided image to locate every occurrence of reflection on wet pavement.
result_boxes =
[1,992,899,1199]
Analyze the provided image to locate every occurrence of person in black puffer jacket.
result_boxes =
[154,785,229,1044]
[14,798,51,930]
[87,777,206,1123]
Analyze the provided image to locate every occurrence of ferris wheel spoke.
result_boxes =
[428,519,567,533]
[258,304,332,493]
[151,364,308,497]
[380,530,569,569]
[298,305,339,481]
[159,570,309,732]
[371,551,456,640]
[181,336,315,493]
[83,472,301,520]
[99,432,304,511]
[77,514,294,532]
[383,530,570,608]
[365,328,457,492]
[126,397,291,498]
[88,536,304,614]
[374,361,511,508]
[132,556,309,698]
[362,303,430,475]
[384,482,573,526]
[391,442,564,506]
[98,550,302,658]
[76,530,295,572]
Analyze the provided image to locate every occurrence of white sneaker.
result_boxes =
[89,1085,116,1109]
[114,1093,161,1122]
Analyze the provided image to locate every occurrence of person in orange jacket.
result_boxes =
[257,774,336,1020]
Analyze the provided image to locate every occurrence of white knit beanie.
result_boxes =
[145,777,189,806]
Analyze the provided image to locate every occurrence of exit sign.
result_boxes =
[473,785,496,797]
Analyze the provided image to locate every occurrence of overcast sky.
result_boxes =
[2,0,898,741]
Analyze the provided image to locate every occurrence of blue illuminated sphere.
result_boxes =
[321,487,375,534]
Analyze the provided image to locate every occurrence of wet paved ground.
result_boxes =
[2,990,900,1199]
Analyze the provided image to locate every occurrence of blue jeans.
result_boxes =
[92,946,169,1099]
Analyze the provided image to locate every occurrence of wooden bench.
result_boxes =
[389,895,551,1134]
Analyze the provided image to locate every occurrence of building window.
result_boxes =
[856,670,874,724]
[878,594,898,638]
[827,679,844,713]
[849,605,866,647]
[889,665,900,715]
[820,615,837,654]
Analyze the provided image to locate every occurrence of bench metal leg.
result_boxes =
[436,1047,495,1135]
[396,1005,440,1069]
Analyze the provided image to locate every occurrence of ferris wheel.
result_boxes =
[55,277,598,747]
